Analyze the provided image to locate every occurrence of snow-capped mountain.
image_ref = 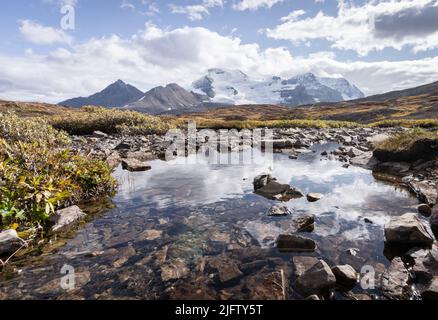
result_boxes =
[192,69,365,107]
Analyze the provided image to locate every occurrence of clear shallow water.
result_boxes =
[0,143,420,300]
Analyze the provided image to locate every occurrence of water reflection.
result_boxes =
[0,144,420,300]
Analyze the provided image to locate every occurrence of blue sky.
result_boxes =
[1,0,438,102]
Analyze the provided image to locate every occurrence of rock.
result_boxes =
[140,229,162,241]
[50,206,86,234]
[268,205,291,216]
[422,277,438,300]
[374,138,438,163]
[373,162,411,176]
[293,214,315,232]
[296,260,336,296]
[255,181,291,199]
[292,256,319,278]
[418,204,433,217]
[408,181,437,206]
[276,234,316,252]
[431,212,438,237]
[349,152,378,170]
[307,193,323,202]
[207,257,243,284]
[381,257,411,300]
[347,147,363,158]
[105,151,122,168]
[161,258,189,282]
[331,265,358,288]
[114,141,132,151]
[0,229,26,256]
[253,174,275,191]
[121,159,151,172]
[384,213,434,247]
[240,260,268,274]
[92,131,108,138]
[305,294,320,300]
[411,249,438,284]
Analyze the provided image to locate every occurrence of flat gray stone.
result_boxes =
[50,205,87,234]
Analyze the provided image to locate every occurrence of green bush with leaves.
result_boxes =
[49,106,174,135]
[0,114,117,231]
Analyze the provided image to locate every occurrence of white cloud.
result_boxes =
[19,20,72,45]
[1,24,438,103]
[121,0,160,16]
[265,0,438,56]
[232,0,283,11]
[169,0,224,20]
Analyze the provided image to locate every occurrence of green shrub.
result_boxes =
[0,112,70,146]
[49,106,174,135]
[0,114,117,231]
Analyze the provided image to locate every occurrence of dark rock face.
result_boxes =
[408,181,437,206]
[422,277,438,300]
[431,211,438,237]
[295,260,336,296]
[255,181,291,199]
[381,257,411,300]
[59,80,144,108]
[331,265,358,288]
[374,138,438,163]
[253,174,275,190]
[384,213,434,247]
[276,234,316,252]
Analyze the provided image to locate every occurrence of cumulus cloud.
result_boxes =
[169,0,224,20]
[232,0,283,11]
[1,24,438,103]
[19,20,72,45]
[265,0,438,56]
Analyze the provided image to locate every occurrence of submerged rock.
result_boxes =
[384,213,434,247]
[293,214,315,232]
[0,229,26,256]
[422,277,438,300]
[121,159,151,172]
[331,265,358,288]
[374,162,411,177]
[276,234,316,252]
[381,257,411,300]
[50,205,86,234]
[295,260,336,296]
[161,258,189,282]
[268,205,291,216]
[292,256,319,278]
[207,256,243,284]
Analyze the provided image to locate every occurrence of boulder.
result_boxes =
[307,193,323,202]
[421,277,438,300]
[267,205,291,217]
[411,249,438,284]
[407,181,437,206]
[121,159,152,172]
[92,131,108,138]
[276,234,316,252]
[295,260,336,296]
[253,174,275,191]
[0,229,26,256]
[292,256,319,278]
[384,213,434,247]
[381,257,411,300]
[50,206,87,234]
[255,181,290,199]
[374,138,438,163]
[349,152,378,170]
[331,265,358,288]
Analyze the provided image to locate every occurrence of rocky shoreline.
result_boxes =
[1,126,437,300]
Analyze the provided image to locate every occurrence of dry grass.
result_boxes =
[375,128,438,152]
